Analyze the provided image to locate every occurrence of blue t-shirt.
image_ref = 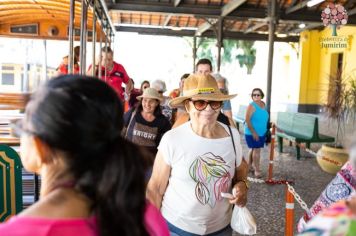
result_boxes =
[244,102,269,136]
[222,100,232,111]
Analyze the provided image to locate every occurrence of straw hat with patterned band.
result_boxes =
[136,88,163,102]
[169,74,236,107]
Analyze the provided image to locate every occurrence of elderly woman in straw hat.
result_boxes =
[147,74,248,236]
[123,87,171,164]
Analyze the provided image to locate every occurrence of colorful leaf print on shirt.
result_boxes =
[189,152,231,208]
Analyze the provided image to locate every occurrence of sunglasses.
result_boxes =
[190,100,222,111]
[252,94,261,97]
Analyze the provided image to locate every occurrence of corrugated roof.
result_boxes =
[108,0,356,42]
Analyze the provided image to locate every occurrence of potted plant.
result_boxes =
[317,68,356,174]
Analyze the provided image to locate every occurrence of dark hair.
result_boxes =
[74,46,80,56]
[180,73,190,81]
[251,88,265,99]
[136,98,162,117]
[24,75,148,236]
[74,46,80,64]
[140,80,150,91]
[101,46,113,54]
[196,58,213,71]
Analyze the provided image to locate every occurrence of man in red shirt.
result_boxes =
[88,46,132,101]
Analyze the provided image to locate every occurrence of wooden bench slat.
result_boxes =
[276,112,335,160]
[0,93,31,110]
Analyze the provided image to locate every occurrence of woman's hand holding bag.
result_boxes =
[231,206,257,235]
[229,188,256,235]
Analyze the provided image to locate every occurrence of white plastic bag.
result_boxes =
[231,206,257,235]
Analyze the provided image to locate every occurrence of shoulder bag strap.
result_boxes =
[227,125,237,167]
[125,110,136,138]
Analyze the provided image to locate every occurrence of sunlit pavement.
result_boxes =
[232,136,334,236]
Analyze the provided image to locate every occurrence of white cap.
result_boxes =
[151,79,167,92]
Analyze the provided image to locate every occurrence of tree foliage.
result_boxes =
[235,41,256,74]
[185,37,256,74]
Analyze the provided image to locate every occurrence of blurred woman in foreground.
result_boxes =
[0,75,169,236]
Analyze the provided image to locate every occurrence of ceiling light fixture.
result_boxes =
[277,33,288,38]
[170,26,182,31]
[307,0,325,7]
[299,23,306,29]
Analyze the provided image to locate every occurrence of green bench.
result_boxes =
[276,112,335,160]
[233,105,247,131]
[0,144,23,221]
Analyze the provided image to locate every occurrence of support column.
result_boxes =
[266,0,277,113]
[68,0,75,74]
[104,25,108,80]
[42,40,47,81]
[79,0,88,75]
[192,36,197,72]
[216,17,223,72]
[98,28,103,78]
[92,0,97,77]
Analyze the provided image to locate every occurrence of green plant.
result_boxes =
[185,37,256,73]
[324,68,356,147]
[236,40,256,74]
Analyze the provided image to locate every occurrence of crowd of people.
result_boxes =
[2,45,355,236]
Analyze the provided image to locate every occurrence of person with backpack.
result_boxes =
[123,88,171,165]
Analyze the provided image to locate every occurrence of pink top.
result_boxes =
[0,203,169,236]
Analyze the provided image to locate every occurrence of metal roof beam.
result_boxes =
[108,2,221,16]
[108,2,356,24]
[95,0,116,36]
[288,22,323,34]
[195,22,212,36]
[115,26,299,42]
[285,0,308,14]
[221,0,247,17]
[344,0,356,9]
[279,11,356,24]
[195,18,219,36]
[244,22,267,34]
[163,14,172,26]
[348,7,356,16]
[174,0,182,7]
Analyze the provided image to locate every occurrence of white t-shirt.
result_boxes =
[159,122,243,235]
